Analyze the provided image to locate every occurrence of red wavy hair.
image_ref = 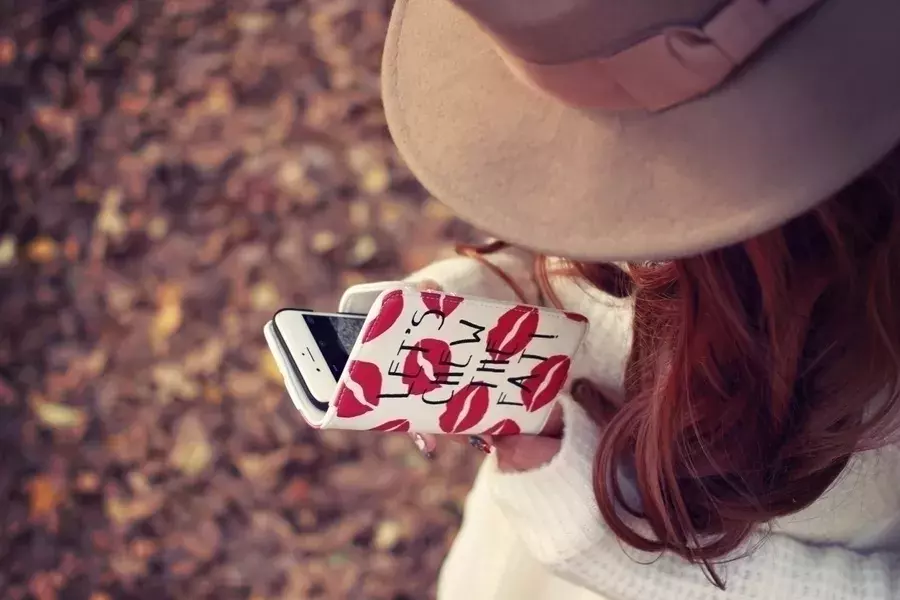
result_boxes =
[468,147,900,588]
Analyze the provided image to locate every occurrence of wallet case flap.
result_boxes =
[321,287,589,435]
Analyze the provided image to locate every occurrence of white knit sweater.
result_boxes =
[406,250,900,600]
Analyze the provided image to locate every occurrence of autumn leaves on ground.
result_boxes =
[0,0,480,598]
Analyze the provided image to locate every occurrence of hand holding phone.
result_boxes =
[265,284,588,436]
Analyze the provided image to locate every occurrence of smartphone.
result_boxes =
[266,309,366,412]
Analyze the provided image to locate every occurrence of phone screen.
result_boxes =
[303,314,365,379]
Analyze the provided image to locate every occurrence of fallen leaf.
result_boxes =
[146,216,168,240]
[236,449,289,490]
[348,200,371,228]
[360,165,390,194]
[27,237,58,263]
[184,339,225,375]
[0,37,16,66]
[106,491,164,527]
[259,351,283,384]
[250,282,280,311]
[28,474,63,520]
[33,399,87,430]
[169,413,213,476]
[347,235,378,267]
[311,230,339,254]
[75,471,100,493]
[151,283,183,352]
[152,363,201,403]
[204,80,234,113]
[225,371,265,399]
[96,187,127,243]
[0,235,16,266]
[373,520,404,550]
[232,12,274,33]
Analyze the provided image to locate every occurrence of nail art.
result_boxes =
[412,433,434,459]
[468,435,492,454]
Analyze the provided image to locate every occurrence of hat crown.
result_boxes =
[451,0,727,63]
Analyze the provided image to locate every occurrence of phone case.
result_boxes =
[266,284,589,435]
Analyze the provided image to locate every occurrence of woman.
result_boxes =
[377,0,900,597]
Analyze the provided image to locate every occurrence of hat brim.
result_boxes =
[383,0,900,261]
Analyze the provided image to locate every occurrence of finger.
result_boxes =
[539,404,564,438]
[413,279,444,292]
[409,432,438,457]
[492,435,562,473]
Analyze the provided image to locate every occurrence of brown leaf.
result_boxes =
[28,474,64,521]
[184,339,225,375]
[0,37,16,66]
[236,449,289,491]
[26,237,59,263]
[224,371,266,400]
[152,363,201,403]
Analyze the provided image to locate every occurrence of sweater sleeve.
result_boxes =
[488,396,900,600]
[404,247,539,304]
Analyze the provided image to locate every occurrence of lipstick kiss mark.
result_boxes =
[485,419,521,437]
[439,384,490,434]
[421,291,463,318]
[362,291,404,343]
[335,360,382,418]
[486,306,539,360]
[565,311,588,324]
[522,355,570,412]
[403,338,453,395]
[371,419,410,432]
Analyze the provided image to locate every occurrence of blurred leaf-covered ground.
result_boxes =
[0,0,480,598]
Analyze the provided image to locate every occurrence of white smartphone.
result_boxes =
[265,309,367,412]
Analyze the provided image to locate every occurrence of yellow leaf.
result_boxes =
[106,492,164,527]
[146,216,168,240]
[0,235,16,267]
[250,282,280,311]
[259,352,283,384]
[360,165,390,194]
[151,284,183,351]
[34,400,86,430]
[310,230,338,254]
[169,414,213,476]
[97,187,127,242]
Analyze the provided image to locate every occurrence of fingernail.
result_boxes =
[468,436,492,454]
[412,433,434,459]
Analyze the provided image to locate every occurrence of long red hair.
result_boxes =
[468,148,900,588]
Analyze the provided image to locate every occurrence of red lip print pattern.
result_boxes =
[421,291,463,317]
[371,419,410,432]
[335,360,382,418]
[485,419,521,436]
[486,306,539,360]
[403,338,453,395]
[362,291,404,343]
[439,385,490,433]
[522,355,570,412]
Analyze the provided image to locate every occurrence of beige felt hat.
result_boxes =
[382,0,900,260]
